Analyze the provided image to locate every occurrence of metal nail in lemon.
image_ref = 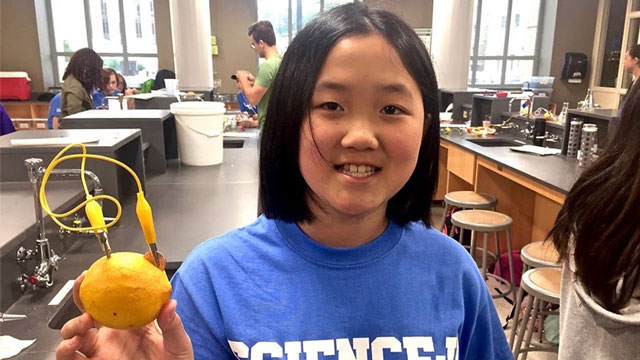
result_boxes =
[40,143,171,330]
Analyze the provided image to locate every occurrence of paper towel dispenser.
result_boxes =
[561,52,588,83]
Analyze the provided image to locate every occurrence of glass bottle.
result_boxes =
[558,102,569,124]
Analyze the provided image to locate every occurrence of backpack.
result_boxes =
[140,79,154,94]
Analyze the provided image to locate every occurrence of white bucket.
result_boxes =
[170,101,226,166]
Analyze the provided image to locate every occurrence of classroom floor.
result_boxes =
[431,204,558,360]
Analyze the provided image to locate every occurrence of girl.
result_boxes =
[55,4,511,359]
[92,68,120,109]
[550,67,640,359]
[60,48,103,118]
[622,44,640,91]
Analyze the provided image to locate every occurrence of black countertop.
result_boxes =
[0,131,260,359]
[567,108,619,121]
[441,132,582,194]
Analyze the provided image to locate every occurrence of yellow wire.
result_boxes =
[39,143,144,233]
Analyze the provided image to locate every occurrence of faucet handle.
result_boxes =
[16,247,34,264]
[24,158,44,183]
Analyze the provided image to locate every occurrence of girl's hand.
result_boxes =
[55,273,193,360]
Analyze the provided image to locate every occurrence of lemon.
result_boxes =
[79,252,172,330]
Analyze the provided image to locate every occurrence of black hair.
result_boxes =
[62,48,103,95]
[152,69,176,90]
[549,76,640,313]
[248,20,276,46]
[628,44,640,61]
[259,2,440,226]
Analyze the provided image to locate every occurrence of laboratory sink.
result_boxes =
[223,138,244,148]
[466,138,526,147]
[48,294,82,329]
[48,265,180,329]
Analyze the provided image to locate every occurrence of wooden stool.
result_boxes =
[451,209,515,299]
[440,191,497,232]
[511,267,561,359]
[509,241,561,347]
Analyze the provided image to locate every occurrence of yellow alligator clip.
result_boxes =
[85,195,111,257]
[136,192,159,267]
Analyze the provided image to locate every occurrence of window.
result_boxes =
[135,0,143,39]
[258,0,355,54]
[47,0,157,87]
[597,0,626,88]
[469,0,543,87]
[100,0,109,40]
[150,1,155,39]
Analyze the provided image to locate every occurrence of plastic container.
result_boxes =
[170,101,226,166]
[0,72,31,100]
[164,78,179,97]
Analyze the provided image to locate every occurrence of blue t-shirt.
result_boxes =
[47,93,61,129]
[171,216,511,359]
[237,91,258,115]
[92,89,120,109]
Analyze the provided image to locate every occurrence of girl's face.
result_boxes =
[106,74,118,94]
[623,51,639,72]
[299,33,425,219]
[116,76,125,92]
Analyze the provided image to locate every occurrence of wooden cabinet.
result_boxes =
[2,101,49,130]
[437,141,565,250]
[447,144,476,185]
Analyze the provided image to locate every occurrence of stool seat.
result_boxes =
[444,191,497,209]
[521,267,561,304]
[451,210,513,232]
[521,241,561,269]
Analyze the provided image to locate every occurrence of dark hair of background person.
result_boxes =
[152,69,176,90]
[549,81,640,313]
[116,73,127,92]
[100,68,118,92]
[628,44,640,61]
[248,20,276,46]
[62,48,103,95]
[259,2,440,226]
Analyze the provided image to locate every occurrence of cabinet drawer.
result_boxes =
[447,145,476,185]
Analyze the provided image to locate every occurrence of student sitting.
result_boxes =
[92,68,120,109]
[47,92,61,129]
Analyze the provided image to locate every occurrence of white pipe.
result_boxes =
[169,0,214,90]
[431,0,475,89]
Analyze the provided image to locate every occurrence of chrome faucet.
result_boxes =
[16,158,104,292]
[17,159,61,292]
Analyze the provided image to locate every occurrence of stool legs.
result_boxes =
[440,204,450,233]
[512,294,535,358]
[521,296,541,360]
[494,232,502,278]
[481,232,489,280]
[506,230,515,300]
[509,264,530,348]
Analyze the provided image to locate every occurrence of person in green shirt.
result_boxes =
[235,20,282,130]
[60,48,103,119]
